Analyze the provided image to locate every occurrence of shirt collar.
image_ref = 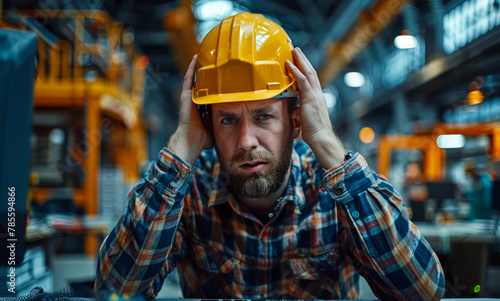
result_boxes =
[207,146,306,210]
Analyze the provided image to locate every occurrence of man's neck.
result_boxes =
[235,167,291,215]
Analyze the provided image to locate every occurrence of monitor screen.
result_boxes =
[0,28,38,266]
[426,181,456,210]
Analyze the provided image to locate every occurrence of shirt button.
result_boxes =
[170,181,178,188]
[352,211,360,218]
[334,187,343,196]
[268,212,274,218]
[211,263,217,269]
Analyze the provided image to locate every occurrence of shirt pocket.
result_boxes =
[287,248,340,281]
[188,242,241,297]
[285,249,341,298]
[192,241,238,275]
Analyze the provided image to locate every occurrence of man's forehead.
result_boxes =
[212,98,284,113]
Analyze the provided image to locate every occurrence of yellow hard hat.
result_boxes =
[192,12,296,105]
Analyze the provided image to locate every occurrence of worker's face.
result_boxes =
[212,99,299,199]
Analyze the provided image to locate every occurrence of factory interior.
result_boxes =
[1,0,500,299]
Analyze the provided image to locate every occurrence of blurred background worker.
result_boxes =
[464,159,493,220]
[404,161,428,221]
[1,0,500,299]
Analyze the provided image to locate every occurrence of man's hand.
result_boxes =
[286,48,347,169]
[167,55,213,165]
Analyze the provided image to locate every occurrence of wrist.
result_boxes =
[166,127,204,165]
[307,131,347,170]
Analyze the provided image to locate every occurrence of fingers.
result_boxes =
[291,48,321,91]
[286,59,312,97]
[182,54,198,91]
[295,48,314,73]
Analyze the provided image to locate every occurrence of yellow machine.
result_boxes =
[1,10,148,255]
[378,122,500,181]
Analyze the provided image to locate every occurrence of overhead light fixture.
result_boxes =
[49,128,65,145]
[194,0,234,21]
[136,56,149,70]
[194,1,243,42]
[467,90,484,105]
[359,127,375,144]
[344,72,365,87]
[394,30,417,49]
[436,134,466,149]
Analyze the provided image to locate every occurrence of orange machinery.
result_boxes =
[163,0,199,74]
[1,10,148,255]
[378,122,500,181]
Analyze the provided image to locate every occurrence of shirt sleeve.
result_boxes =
[95,147,194,299]
[321,152,445,301]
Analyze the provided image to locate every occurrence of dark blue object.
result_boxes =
[0,28,38,266]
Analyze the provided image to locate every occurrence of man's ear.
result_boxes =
[292,107,301,139]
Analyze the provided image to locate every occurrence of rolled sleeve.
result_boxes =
[147,147,196,198]
[321,152,380,257]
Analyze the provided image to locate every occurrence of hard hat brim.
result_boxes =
[192,81,295,105]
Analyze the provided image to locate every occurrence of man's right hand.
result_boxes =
[167,55,213,165]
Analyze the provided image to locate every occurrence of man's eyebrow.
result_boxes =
[214,110,238,118]
[214,104,278,118]
[251,106,277,114]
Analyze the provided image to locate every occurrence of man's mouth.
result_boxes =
[239,161,268,172]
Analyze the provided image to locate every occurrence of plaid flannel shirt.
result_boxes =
[96,140,445,300]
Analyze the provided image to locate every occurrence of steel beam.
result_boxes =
[318,0,409,86]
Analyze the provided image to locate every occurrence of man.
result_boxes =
[96,12,445,300]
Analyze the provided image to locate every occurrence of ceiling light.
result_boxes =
[436,134,465,149]
[344,72,365,87]
[49,128,65,145]
[394,35,417,49]
[194,0,234,21]
[359,127,375,144]
[394,30,417,49]
[136,56,149,70]
[467,90,484,105]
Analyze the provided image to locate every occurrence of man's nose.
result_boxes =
[237,119,258,151]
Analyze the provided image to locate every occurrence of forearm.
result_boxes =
[322,154,445,300]
[338,194,444,300]
[306,130,347,170]
[167,126,205,165]
[95,148,194,298]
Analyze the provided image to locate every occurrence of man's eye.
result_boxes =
[221,118,235,125]
[258,114,271,121]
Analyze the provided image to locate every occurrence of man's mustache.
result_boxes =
[231,150,275,163]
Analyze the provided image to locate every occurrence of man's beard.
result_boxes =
[216,132,294,199]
